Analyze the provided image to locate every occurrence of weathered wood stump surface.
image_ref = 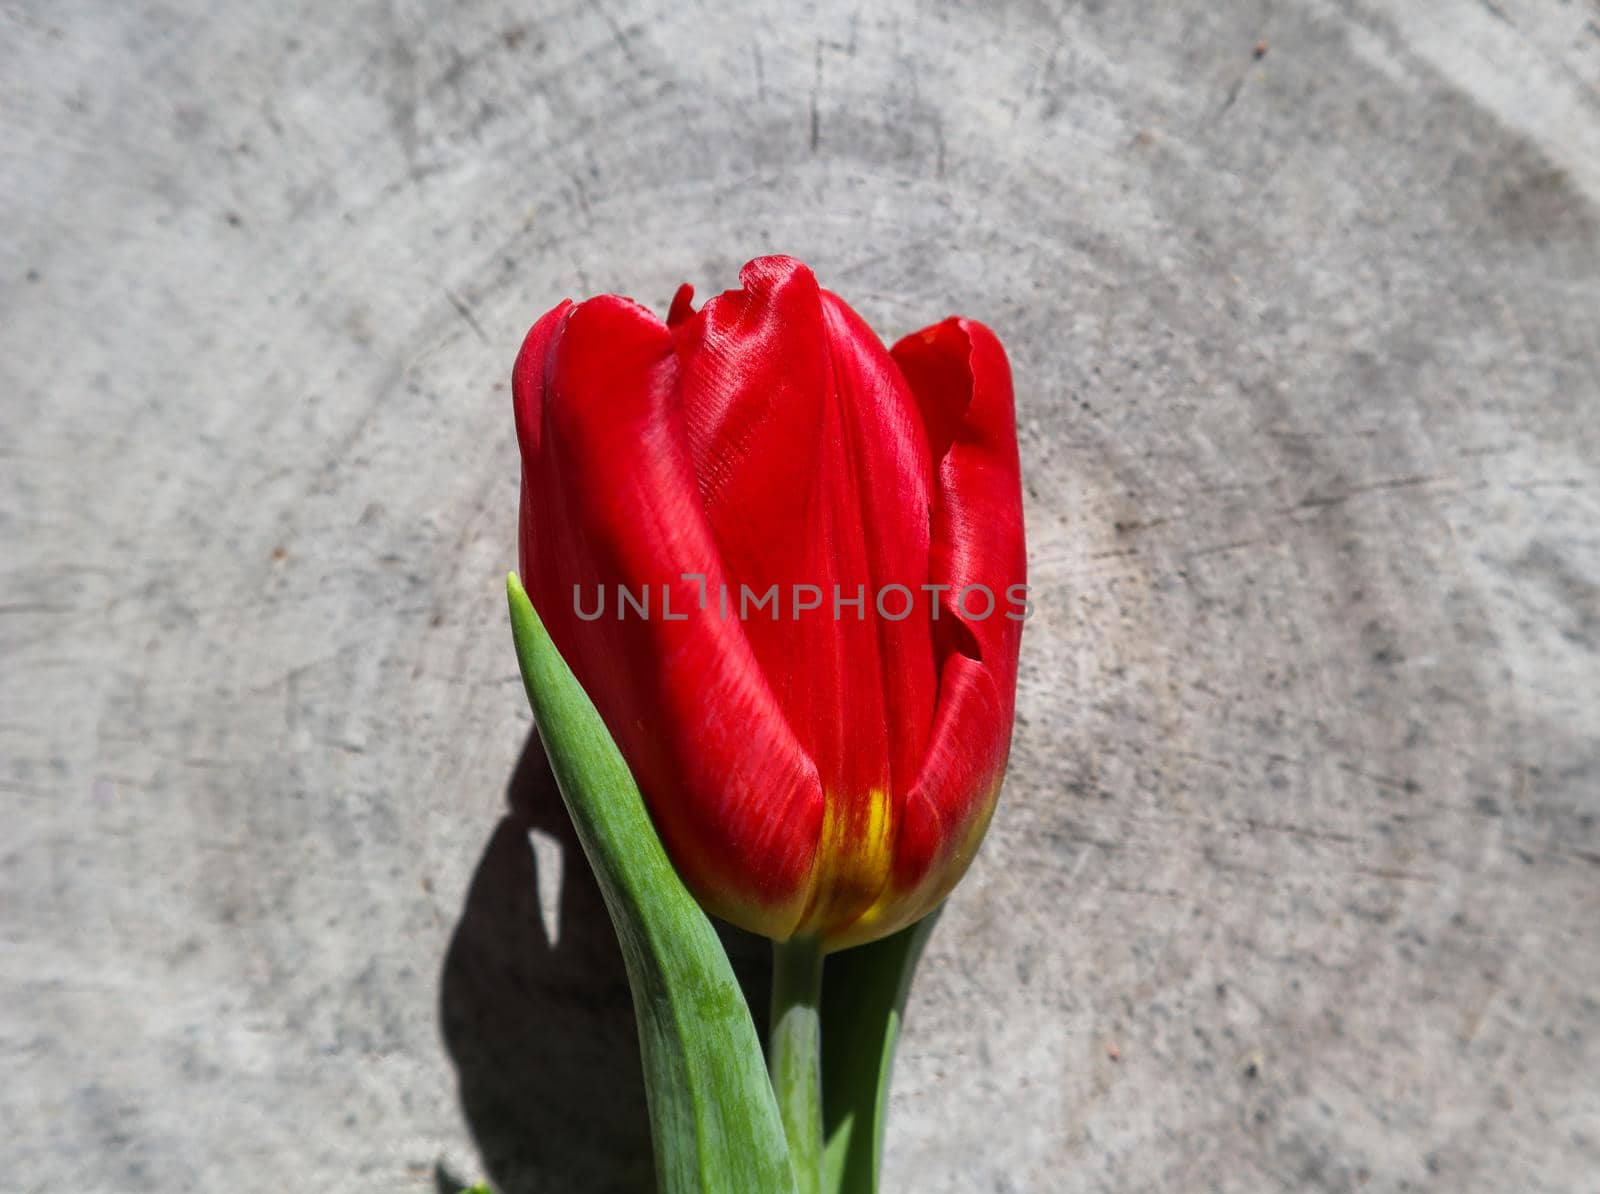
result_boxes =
[4,1,1597,1190]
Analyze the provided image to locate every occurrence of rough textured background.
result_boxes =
[4,1,1598,1191]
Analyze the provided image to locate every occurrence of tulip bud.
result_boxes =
[513,256,1025,949]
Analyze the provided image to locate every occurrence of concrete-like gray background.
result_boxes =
[4,0,1598,1190]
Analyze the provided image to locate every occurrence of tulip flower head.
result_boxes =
[513,256,1025,950]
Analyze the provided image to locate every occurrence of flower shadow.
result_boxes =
[438,731,653,1193]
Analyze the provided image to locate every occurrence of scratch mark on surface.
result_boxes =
[1478,0,1513,26]
[1291,474,1447,512]
[1355,865,1437,884]
[382,3,420,177]
[1114,515,1172,534]
[1238,818,1362,846]
[1187,536,1270,559]
[593,1,640,68]
[1337,761,1420,793]
[1106,884,1200,904]
[1213,75,1245,122]
[810,39,823,152]
[446,290,489,344]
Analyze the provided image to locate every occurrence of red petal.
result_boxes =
[516,294,824,937]
[670,257,936,933]
[875,317,1026,931]
[817,291,937,801]
[666,282,696,328]
[512,300,574,580]
[511,299,574,475]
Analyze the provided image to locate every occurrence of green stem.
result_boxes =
[769,937,825,1194]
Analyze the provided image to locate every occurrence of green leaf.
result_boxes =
[820,911,941,1194]
[507,575,797,1194]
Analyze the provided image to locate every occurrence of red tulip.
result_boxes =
[513,256,1025,949]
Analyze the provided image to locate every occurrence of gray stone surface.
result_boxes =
[4,1,1598,1190]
